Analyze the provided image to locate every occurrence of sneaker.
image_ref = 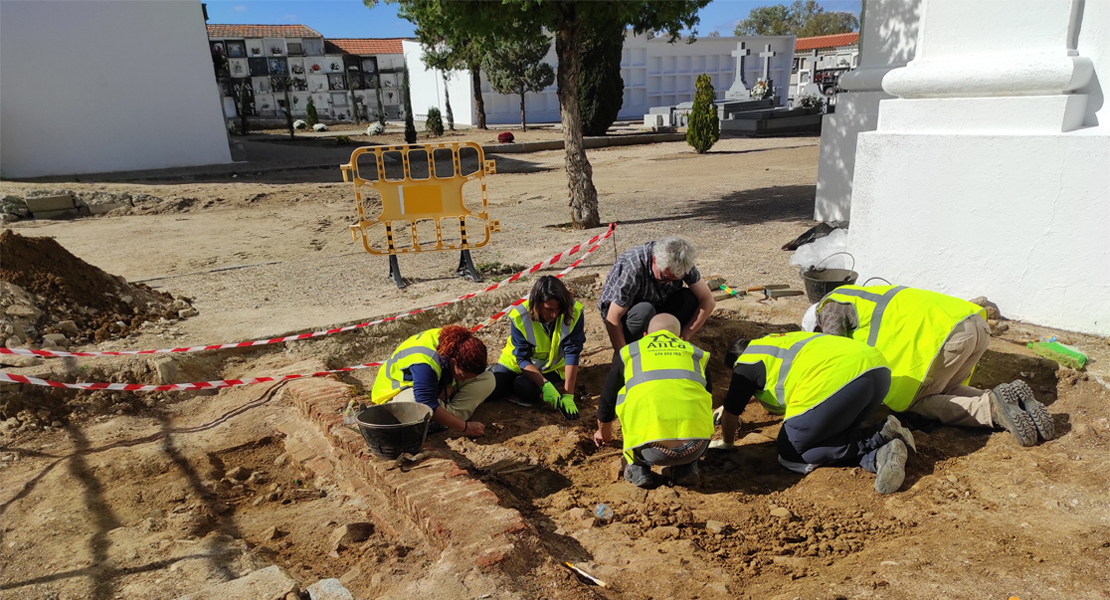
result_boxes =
[879,415,917,452]
[1007,380,1054,441]
[989,384,1038,447]
[669,461,700,487]
[874,439,908,495]
[623,463,655,488]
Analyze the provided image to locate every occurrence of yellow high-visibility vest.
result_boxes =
[614,330,713,463]
[819,285,987,411]
[497,300,584,375]
[735,331,890,419]
[371,328,447,404]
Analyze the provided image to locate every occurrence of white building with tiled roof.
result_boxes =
[207,24,414,123]
[789,32,860,103]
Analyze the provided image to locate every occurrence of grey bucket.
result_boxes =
[354,402,433,460]
[800,252,858,303]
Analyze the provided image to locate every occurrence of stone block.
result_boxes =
[306,578,354,600]
[88,202,126,215]
[176,564,299,600]
[31,208,81,220]
[41,333,67,347]
[24,194,74,213]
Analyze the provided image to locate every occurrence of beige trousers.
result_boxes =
[907,316,993,428]
[392,370,495,421]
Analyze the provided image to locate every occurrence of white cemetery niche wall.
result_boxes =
[846,0,1110,335]
[814,0,921,222]
[400,40,475,125]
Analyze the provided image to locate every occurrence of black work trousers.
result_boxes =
[621,288,699,344]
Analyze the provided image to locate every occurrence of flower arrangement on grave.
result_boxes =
[330,62,341,72]
[251,47,261,55]
[233,63,245,74]
[498,131,515,144]
[294,119,308,130]
[367,122,385,136]
[271,46,283,55]
[291,64,304,75]
[750,78,775,101]
[799,94,825,110]
[311,63,321,72]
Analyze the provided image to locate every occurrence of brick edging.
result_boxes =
[285,376,541,575]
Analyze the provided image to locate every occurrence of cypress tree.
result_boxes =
[686,73,720,154]
[376,84,386,126]
[578,23,625,136]
[306,97,319,127]
[402,63,417,144]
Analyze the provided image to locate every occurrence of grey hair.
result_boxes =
[652,236,697,278]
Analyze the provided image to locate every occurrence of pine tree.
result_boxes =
[402,63,417,144]
[686,73,720,154]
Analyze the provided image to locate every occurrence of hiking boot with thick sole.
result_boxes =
[874,439,908,495]
[879,415,917,452]
[623,463,656,488]
[1007,380,1054,441]
[990,384,1038,447]
[668,461,700,487]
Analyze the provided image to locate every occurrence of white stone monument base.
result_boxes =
[814,91,892,222]
[847,126,1110,335]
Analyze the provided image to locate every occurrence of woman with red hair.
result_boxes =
[371,325,494,436]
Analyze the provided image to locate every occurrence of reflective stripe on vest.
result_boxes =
[822,285,907,347]
[616,342,707,407]
[613,330,714,463]
[737,331,890,419]
[743,335,818,408]
[819,285,986,411]
[497,301,582,374]
[370,329,445,403]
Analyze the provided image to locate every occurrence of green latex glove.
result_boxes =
[541,381,561,407]
[558,393,579,421]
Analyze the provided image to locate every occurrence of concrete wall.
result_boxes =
[847,0,1110,335]
[0,0,232,177]
[814,0,922,222]
[403,40,476,127]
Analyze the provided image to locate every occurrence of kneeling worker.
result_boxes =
[371,325,494,436]
[805,284,1053,446]
[715,331,916,494]
[593,314,713,488]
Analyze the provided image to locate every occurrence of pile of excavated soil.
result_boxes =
[0,230,194,345]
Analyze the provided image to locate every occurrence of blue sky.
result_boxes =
[204,0,861,39]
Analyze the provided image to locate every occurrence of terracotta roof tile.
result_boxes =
[207,24,322,39]
[795,32,859,51]
[325,38,406,55]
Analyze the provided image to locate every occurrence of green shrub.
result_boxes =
[686,73,720,154]
[306,98,319,127]
[335,135,352,146]
[425,107,445,137]
[578,23,625,136]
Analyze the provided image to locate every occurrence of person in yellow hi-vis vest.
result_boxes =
[713,332,916,494]
[592,314,714,488]
[803,285,1053,447]
[489,276,585,420]
[371,325,495,437]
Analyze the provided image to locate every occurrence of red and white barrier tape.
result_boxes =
[0,363,383,392]
[0,227,613,392]
[1,224,615,360]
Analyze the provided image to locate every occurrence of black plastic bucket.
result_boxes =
[799,252,858,303]
[354,402,433,460]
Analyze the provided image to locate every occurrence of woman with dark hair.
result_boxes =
[371,325,494,436]
[491,276,585,419]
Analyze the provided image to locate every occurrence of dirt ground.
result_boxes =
[2,136,1109,599]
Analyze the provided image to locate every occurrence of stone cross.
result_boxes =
[759,44,777,84]
[732,42,751,88]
